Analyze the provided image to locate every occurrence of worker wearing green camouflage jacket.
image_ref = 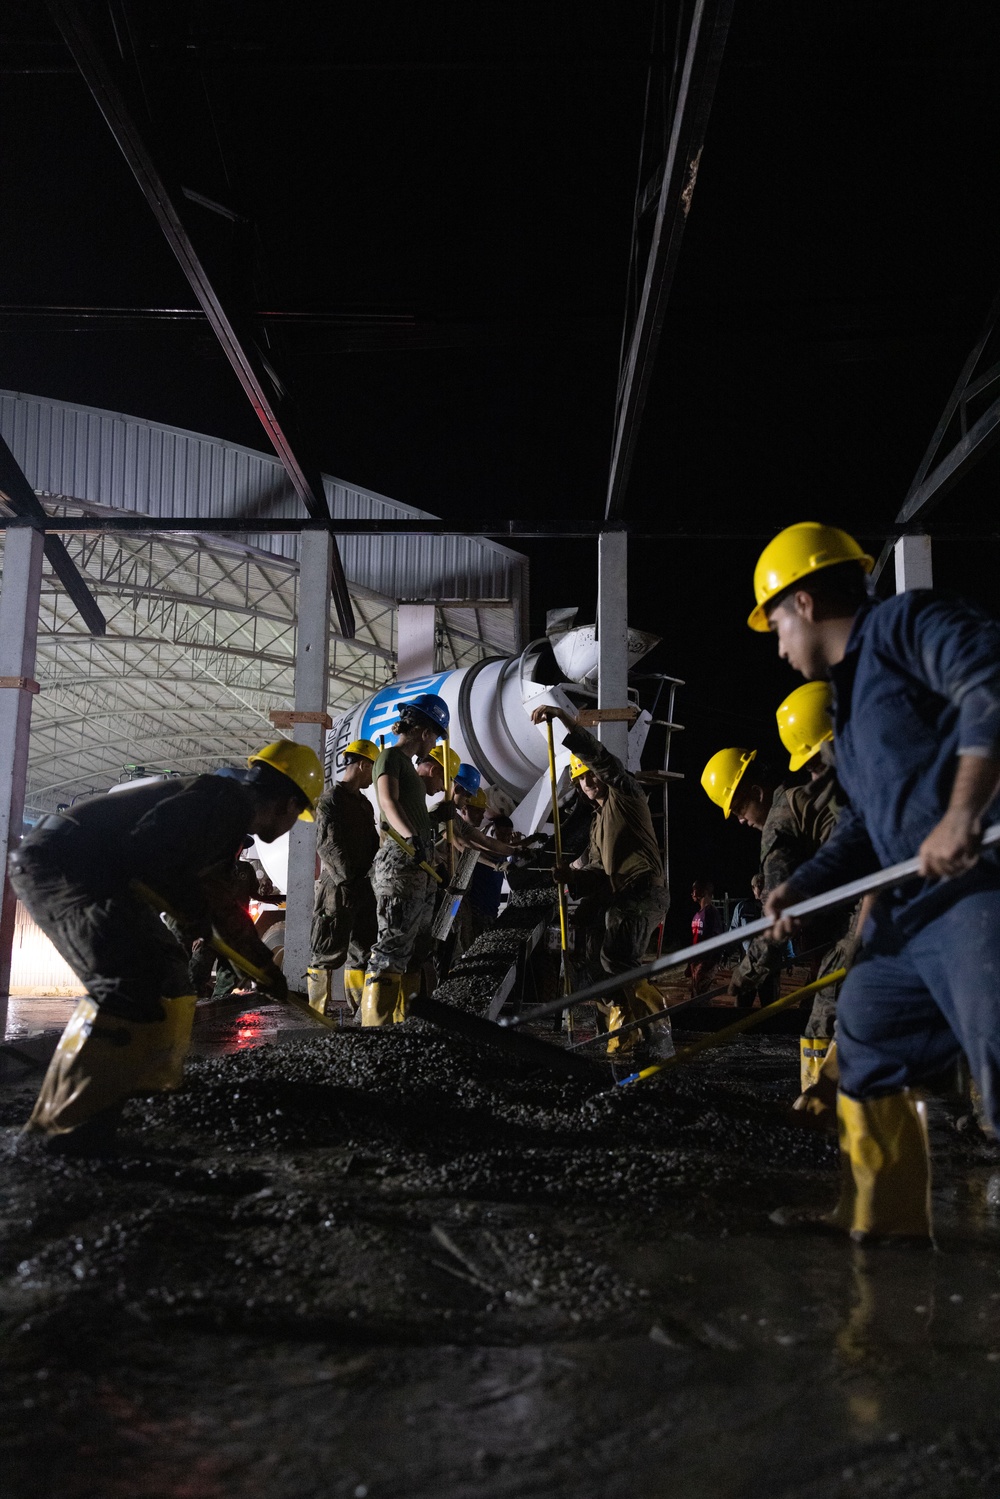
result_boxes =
[531,705,667,1059]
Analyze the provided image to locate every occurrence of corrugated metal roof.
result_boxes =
[0,392,529,810]
[0,390,528,612]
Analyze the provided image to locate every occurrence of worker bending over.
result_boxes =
[10,741,322,1153]
[531,704,666,1058]
[308,739,380,1017]
[755,522,1000,1242]
[364,693,450,1026]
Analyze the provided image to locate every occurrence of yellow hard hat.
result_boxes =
[248,740,324,820]
[429,744,461,782]
[569,754,590,780]
[469,787,488,809]
[776,682,834,772]
[343,739,379,764]
[747,522,874,632]
[701,747,757,819]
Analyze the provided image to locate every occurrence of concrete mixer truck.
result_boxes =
[254,619,682,901]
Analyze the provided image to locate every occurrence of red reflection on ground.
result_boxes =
[232,1011,267,1049]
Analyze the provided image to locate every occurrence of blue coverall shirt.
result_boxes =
[785,589,1000,934]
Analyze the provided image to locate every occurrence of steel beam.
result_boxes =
[894,534,933,593]
[596,530,630,761]
[45,0,356,638]
[282,530,335,992]
[396,604,437,678]
[0,433,106,635]
[605,0,735,520]
[0,525,45,1029]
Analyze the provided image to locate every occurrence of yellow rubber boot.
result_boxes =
[792,1040,839,1129]
[395,971,423,1023]
[132,994,198,1092]
[26,994,197,1139]
[800,1034,832,1092]
[635,978,664,1015]
[605,979,662,1056]
[828,1091,933,1243]
[343,969,366,1017]
[307,966,333,1016]
[360,971,402,1027]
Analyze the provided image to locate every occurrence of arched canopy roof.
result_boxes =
[0,391,528,815]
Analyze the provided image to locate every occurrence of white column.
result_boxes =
[396,603,436,680]
[596,530,629,761]
[0,526,45,1033]
[894,534,933,593]
[282,531,334,993]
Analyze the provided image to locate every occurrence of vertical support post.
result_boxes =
[282,531,334,992]
[894,534,933,593]
[0,526,45,1034]
[395,603,436,680]
[597,530,629,761]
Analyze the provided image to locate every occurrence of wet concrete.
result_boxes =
[3,1000,1000,1499]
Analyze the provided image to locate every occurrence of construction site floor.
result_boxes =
[3,995,1000,1499]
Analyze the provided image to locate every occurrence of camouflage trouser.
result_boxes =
[804,903,864,1040]
[367,840,436,977]
[310,871,377,972]
[599,884,667,974]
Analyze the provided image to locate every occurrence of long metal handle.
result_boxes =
[501,823,1000,1028]
[615,968,847,1087]
[546,717,572,995]
[443,728,456,881]
[383,822,443,883]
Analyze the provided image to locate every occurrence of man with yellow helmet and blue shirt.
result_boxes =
[11,739,323,1153]
[753,522,1000,1242]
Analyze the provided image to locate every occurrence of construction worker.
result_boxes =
[688,879,724,995]
[10,741,322,1153]
[701,749,826,1012]
[308,739,380,1017]
[530,704,666,1058]
[415,743,461,799]
[364,692,450,1026]
[753,521,1000,1242]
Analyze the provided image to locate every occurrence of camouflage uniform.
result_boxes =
[563,726,668,1053]
[730,766,851,1037]
[367,839,436,976]
[310,780,379,973]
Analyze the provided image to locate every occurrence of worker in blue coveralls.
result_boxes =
[752,522,1000,1243]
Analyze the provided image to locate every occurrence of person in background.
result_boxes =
[729,873,764,950]
[364,694,450,1025]
[689,879,724,995]
[308,739,380,1017]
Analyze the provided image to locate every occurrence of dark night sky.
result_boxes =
[3,1,1000,936]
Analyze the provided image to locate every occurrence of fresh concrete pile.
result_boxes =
[432,873,557,1018]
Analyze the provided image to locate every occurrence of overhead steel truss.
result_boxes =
[45,0,356,636]
[872,284,1000,583]
[12,497,499,814]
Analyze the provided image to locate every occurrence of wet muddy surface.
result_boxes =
[4,1003,1000,1499]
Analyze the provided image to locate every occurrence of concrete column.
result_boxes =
[282,531,334,993]
[396,603,436,680]
[0,525,45,1034]
[596,530,629,761]
[894,534,933,593]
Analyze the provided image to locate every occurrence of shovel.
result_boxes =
[501,824,1000,1030]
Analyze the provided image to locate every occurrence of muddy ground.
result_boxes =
[3,994,1000,1499]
